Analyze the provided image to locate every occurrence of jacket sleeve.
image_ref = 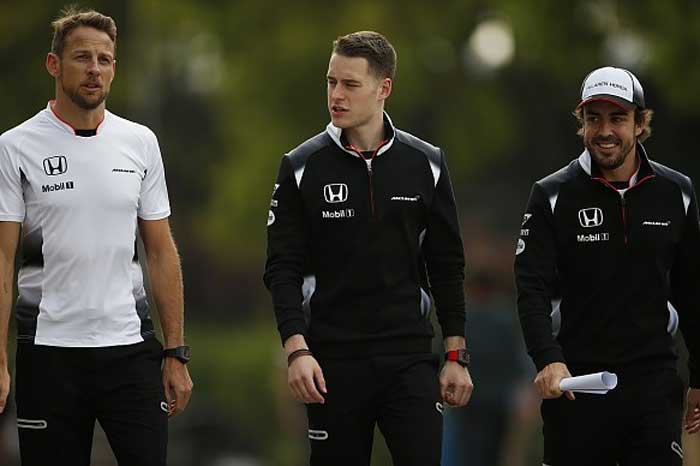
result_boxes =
[670,182,700,388]
[422,151,466,338]
[263,156,307,345]
[514,182,565,371]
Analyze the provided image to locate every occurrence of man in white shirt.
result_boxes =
[0,7,192,465]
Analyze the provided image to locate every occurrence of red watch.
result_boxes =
[445,349,470,368]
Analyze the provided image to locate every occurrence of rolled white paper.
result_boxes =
[559,371,617,394]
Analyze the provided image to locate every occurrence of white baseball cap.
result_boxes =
[577,66,645,111]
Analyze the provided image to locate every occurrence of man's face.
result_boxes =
[582,101,642,172]
[48,26,115,110]
[326,53,390,129]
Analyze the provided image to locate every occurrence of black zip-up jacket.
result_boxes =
[515,144,700,386]
[264,114,466,358]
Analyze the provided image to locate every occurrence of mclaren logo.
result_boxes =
[43,156,68,176]
[578,208,604,228]
[323,183,348,203]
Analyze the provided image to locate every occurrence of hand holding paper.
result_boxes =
[559,371,617,395]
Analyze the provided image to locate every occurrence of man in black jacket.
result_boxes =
[515,66,700,465]
[264,31,472,466]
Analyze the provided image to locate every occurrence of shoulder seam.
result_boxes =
[394,129,442,186]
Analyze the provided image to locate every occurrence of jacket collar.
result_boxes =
[325,112,396,157]
[578,142,654,184]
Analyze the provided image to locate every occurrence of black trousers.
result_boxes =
[306,352,443,466]
[542,368,684,466]
[15,338,168,466]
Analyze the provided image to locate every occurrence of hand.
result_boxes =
[685,388,700,434]
[162,358,193,417]
[439,362,473,407]
[288,354,327,404]
[534,362,575,400]
[0,366,9,414]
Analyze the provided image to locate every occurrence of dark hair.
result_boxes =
[333,31,396,80]
[573,107,654,142]
[51,6,117,57]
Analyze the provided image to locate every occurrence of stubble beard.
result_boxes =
[586,137,635,172]
[62,81,108,110]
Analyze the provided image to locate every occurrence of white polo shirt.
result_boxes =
[0,103,171,347]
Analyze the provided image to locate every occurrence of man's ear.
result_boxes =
[46,53,60,78]
[378,77,392,102]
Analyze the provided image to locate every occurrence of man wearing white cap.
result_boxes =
[514,66,700,465]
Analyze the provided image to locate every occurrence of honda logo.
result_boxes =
[323,183,348,203]
[43,156,68,176]
[578,208,604,228]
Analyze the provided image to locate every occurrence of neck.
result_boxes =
[600,145,639,182]
[51,94,105,130]
[343,111,385,151]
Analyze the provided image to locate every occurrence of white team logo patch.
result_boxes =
[17,418,48,430]
[323,183,348,203]
[308,429,329,440]
[578,207,604,228]
[515,238,526,255]
[642,220,671,227]
[270,184,280,208]
[267,210,275,226]
[671,441,683,459]
[435,401,444,414]
[522,213,532,226]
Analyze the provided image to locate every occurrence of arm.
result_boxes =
[514,184,572,399]
[421,152,472,406]
[138,218,192,417]
[0,222,19,413]
[440,335,473,407]
[263,156,325,404]
[668,183,700,432]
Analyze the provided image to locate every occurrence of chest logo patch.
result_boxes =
[578,207,604,228]
[642,220,671,227]
[43,156,68,176]
[323,183,348,203]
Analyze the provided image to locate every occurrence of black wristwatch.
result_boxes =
[163,346,191,364]
[445,349,470,368]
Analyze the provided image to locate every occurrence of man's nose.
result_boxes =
[330,85,344,101]
[86,57,99,74]
[598,120,614,136]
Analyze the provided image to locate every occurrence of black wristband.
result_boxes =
[287,348,313,366]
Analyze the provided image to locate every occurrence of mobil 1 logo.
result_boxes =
[42,155,75,194]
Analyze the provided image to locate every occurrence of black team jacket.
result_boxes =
[264,114,466,359]
[514,143,700,387]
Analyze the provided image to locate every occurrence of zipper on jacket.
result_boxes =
[346,139,389,218]
[593,175,655,247]
[365,159,375,217]
[620,194,628,245]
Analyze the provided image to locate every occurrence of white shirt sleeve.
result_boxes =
[137,129,171,220]
[0,135,25,222]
